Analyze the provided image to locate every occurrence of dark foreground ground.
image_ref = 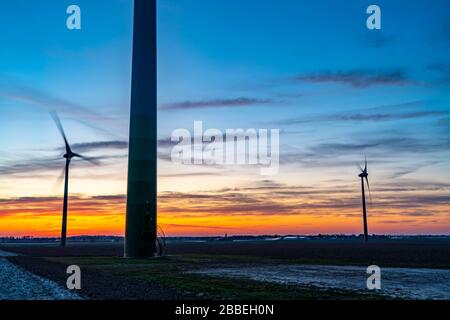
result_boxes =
[1,238,449,300]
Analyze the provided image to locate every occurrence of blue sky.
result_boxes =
[0,0,449,235]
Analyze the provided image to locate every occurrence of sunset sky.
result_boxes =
[0,0,449,237]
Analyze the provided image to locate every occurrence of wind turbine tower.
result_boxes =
[52,112,99,247]
[358,158,371,243]
[124,0,158,258]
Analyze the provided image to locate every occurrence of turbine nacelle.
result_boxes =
[358,171,368,178]
[63,152,78,160]
[358,157,369,178]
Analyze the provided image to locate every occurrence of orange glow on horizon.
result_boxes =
[0,191,448,237]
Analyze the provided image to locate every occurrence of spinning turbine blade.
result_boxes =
[51,111,72,154]
[52,167,66,193]
[365,176,373,204]
[364,156,367,172]
[72,153,101,166]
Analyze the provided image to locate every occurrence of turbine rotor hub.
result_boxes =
[64,152,74,159]
[359,171,368,178]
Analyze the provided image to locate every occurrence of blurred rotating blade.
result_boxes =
[365,176,373,205]
[356,163,364,172]
[72,153,101,166]
[51,111,72,154]
[52,166,66,193]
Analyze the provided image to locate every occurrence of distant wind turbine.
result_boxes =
[358,157,372,243]
[51,111,99,247]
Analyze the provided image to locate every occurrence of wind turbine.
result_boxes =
[358,157,372,243]
[51,112,99,247]
[124,0,158,258]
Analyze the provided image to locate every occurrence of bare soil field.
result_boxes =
[1,239,449,300]
[3,238,450,268]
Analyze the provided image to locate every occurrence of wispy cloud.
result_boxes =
[0,140,129,176]
[276,101,448,125]
[160,172,221,178]
[279,111,449,125]
[379,220,417,224]
[0,195,125,218]
[0,79,127,141]
[160,97,273,110]
[390,161,440,178]
[365,33,394,48]
[308,137,450,156]
[0,81,106,121]
[161,223,236,230]
[294,69,416,88]
[0,158,63,176]
[68,141,128,153]
[278,135,450,170]
[331,111,449,122]
[157,180,450,218]
[355,30,395,49]
[1,180,448,234]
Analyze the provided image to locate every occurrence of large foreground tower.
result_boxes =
[125,0,157,258]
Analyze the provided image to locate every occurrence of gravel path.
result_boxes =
[0,250,82,300]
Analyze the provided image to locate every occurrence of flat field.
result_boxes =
[1,238,449,300]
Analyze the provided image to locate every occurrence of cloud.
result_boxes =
[0,158,63,175]
[0,195,125,218]
[0,79,127,140]
[0,139,129,176]
[161,223,236,230]
[278,111,440,125]
[0,81,107,121]
[294,69,416,88]
[0,157,107,176]
[376,181,450,193]
[399,211,435,217]
[277,135,450,171]
[331,111,449,122]
[365,33,394,48]
[157,182,450,220]
[282,137,449,166]
[160,97,273,110]
[379,220,417,224]
[1,178,448,230]
[390,161,440,178]
[159,172,221,178]
[356,30,395,49]
[276,101,448,125]
[158,138,178,148]
[311,137,450,156]
[68,141,128,153]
